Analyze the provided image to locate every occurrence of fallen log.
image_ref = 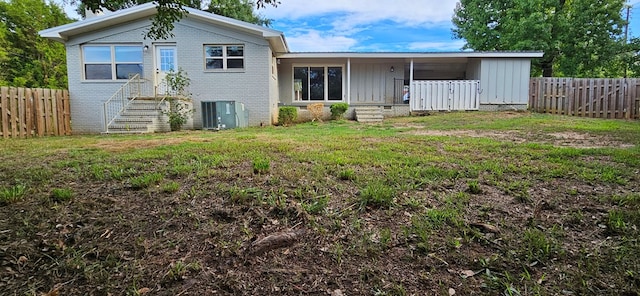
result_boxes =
[248,229,304,256]
[470,222,500,234]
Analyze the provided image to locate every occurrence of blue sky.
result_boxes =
[59,0,640,53]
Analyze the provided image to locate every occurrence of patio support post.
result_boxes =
[347,58,351,104]
[409,59,414,111]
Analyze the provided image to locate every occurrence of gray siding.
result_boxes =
[277,58,404,104]
[268,50,279,124]
[478,58,531,105]
[277,59,293,103]
[350,60,403,104]
[66,17,273,133]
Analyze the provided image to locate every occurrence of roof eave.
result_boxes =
[38,3,289,53]
[276,51,545,59]
[38,30,67,42]
[267,34,289,53]
[38,3,157,41]
[186,7,288,52]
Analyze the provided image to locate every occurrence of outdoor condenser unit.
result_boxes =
[201,101,248,130]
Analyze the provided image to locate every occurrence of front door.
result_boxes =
[155,45,177,95]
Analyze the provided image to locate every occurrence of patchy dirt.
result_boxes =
[404,128,635,149]
[1,118,639,295]
[89,133,213,152]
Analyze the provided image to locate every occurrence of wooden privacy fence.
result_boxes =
[0,87,71,138]
[529,78,640,119]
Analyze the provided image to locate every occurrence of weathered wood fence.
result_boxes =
[529,78,640,119]
[0,87,71,138]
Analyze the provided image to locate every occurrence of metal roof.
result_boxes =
[277,51,544,59]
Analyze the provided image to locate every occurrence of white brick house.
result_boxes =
[40,3,542,134]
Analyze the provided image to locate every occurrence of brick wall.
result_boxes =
[65,18,274,133]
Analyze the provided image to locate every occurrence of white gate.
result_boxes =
[410,80,480,111]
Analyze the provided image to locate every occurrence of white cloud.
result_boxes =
[262,0,459,27]
[261,0,461,52]
[284,30,358,52]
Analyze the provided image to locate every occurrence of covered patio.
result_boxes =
[276,51,543,115]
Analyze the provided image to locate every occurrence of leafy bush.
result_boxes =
[278,106,298,125]
[164,68,191,96]
[165,99,193,131]
[330,103,349,119]
[163,68,193,131]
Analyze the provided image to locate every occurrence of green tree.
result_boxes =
[71,0,277,39]
[0,0,72,88]
[452,0,626,77]
[206,0,271,26]
[625,37,640,77]
[0,20,10,85]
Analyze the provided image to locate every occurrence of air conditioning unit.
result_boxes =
[201,101,248,130]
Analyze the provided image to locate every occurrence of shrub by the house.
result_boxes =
[330,103,349,119]
[278,107,298,125]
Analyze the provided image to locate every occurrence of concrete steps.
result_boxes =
[355,107,384,123]
[106,100,164,134]
[124,100,159,111]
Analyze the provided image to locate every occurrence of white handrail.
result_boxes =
[103,74,153,132]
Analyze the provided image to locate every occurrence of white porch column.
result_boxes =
[409,59,414,111]
[347,58,351,104]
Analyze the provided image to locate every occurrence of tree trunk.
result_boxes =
[541,56,555,77]
[542,64,553,77]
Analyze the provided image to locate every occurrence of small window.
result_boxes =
[204,45,244,70]
[82,45,143,80]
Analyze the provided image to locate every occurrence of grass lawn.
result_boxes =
[1,111,639,295]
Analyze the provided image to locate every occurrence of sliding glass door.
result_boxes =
[294,66,343,101]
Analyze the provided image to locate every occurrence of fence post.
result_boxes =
[63,90,71,135]
[16,88,25,137]
[34,88,44,136]
[633,79,637,119]
[25,88,33,137]
[1,87,8,138]
[529,78,536,111]
[9,87,18,137]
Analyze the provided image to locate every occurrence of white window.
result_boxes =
[293,66,343,101]
[82,45,143,80]
[204,45,244,70]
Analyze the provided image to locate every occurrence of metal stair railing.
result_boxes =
[103,74,153,132]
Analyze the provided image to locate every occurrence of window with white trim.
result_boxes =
[82,45,143,80]
[204,45,244,70]
[293,66,343,101]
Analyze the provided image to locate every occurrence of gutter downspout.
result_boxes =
[409,59,414,111]
[347,58,351,105]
